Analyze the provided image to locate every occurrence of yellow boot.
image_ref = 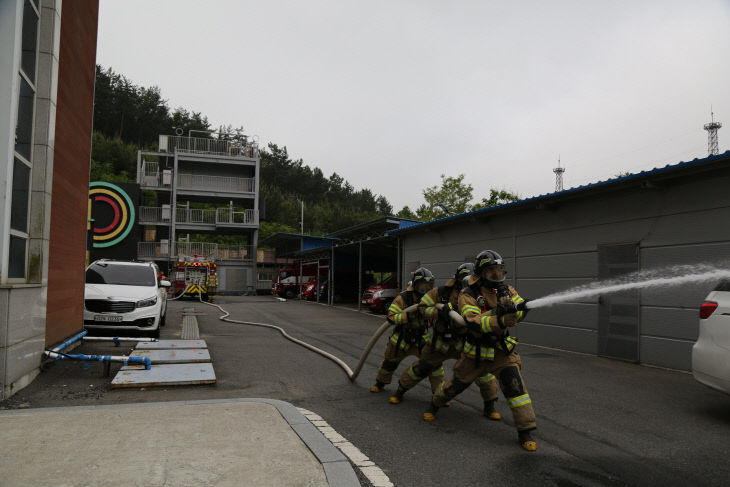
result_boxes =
[423,401,439,421]
[483,399,501,420]
[370,381,385,393]
[389,386,405,404]
[518,430,537,452]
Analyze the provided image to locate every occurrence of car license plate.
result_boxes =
[94,315,123,322]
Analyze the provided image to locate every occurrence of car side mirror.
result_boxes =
[160,280,171,288]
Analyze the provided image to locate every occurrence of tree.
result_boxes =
[416,174,474,221]
[396,206,419,220]
[472,188,520,210]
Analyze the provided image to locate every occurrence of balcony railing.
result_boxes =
[177,173,255,193]
[137,242,254,261]
[159,134,259,158]
[138,207,259,226]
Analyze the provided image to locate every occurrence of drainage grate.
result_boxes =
[181,315,200,340]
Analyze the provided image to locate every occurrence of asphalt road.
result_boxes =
[4,296,730,486]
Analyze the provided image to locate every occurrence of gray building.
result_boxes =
[390,151,730,371]
[137,133,260,293]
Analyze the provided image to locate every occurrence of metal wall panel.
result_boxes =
[525,303,598,330]
[641,208,730,248]
[517,252,597,278]
[514,322,598,354]
[641,307,699,341]
[640,336,693,370]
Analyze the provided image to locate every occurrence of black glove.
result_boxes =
[516,299,530,312]
[496,302,516,316]
[406,311,419,323]
[438,303,452,322]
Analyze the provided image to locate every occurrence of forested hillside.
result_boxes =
[91,65,395,238]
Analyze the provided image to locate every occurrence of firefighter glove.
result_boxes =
[499,312,519,327]
[438,303,452,322]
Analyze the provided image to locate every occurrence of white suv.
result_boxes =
[692,279,730,395]
[84,260,170,338]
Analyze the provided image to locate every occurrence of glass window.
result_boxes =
[85,263,156,286]
[15,76,34,161]
[10,158,30,233]
[8,236,27,278]
[21,0,38,82]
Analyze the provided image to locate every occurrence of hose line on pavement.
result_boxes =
[195,292,419,382]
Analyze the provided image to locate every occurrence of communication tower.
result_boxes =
[704,109,722,156]
[553,156,565,192]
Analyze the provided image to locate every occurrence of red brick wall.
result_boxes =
[46,0,99,346]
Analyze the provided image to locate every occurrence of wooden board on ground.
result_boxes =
[135,339,207,350]
[128,348,210,364]
[111,363,216,388]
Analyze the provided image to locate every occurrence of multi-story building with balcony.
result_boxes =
[136,132,260,294]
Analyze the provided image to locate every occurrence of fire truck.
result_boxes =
[172,255,218,302]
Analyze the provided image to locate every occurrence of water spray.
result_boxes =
[525,264,730,310]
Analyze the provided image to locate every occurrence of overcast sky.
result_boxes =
[97,0,730,212]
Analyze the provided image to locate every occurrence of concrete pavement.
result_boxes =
[0,398,359,487]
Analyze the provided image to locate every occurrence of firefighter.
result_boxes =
[370,268,444,394]
[423,250,537,452]
[388,263,501,421]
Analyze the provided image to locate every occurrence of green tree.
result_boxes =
[472,188,520,210]
[396,206,419,220]
[416,174,474,221]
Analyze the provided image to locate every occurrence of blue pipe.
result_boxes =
[52,352,152,370]
[52,330,88,352]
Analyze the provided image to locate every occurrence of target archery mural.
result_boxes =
[88,182,140,260]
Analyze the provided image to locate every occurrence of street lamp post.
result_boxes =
[291,196,304,299]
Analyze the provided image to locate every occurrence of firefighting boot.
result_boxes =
[518,430,537,452]
[389,385,406,404]
[370,380,386,393]
[423,401,439,421]
[483,399,501,420]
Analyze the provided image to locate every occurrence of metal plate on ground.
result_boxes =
[128,348,210,364]
[135,339,207,350]
[111,363,216,388]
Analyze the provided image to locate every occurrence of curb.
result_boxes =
[0,398,360,487]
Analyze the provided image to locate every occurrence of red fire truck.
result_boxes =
[172,255,218,302]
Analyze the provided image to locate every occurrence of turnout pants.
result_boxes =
[399,343,498,402]
[432,350,536,431]
[376,341,443,393]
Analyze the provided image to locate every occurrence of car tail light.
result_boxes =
[699,301,718,319]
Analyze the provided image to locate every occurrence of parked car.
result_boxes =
[692,279,730,394]
[84,260,170,338]
[302,281,318,300]
[361,274,399,313]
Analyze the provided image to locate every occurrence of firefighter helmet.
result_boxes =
[411,267,434,295]
[455,262,474,280]
[474,250,506,286]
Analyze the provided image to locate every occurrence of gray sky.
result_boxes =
[97,0,730,212]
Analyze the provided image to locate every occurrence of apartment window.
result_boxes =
[14,76,35,161]
[10,158,30,233]
[20,0,38,81]
[7,0,39,280]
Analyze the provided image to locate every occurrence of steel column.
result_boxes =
[358,241,362,311]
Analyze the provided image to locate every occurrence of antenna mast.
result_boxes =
[553,155,565,192]
[704,108,722,156]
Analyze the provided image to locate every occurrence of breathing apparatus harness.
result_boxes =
[391,290,428,353]
[463,282,516,364]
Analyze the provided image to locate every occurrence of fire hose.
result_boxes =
[195,291,481,382]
